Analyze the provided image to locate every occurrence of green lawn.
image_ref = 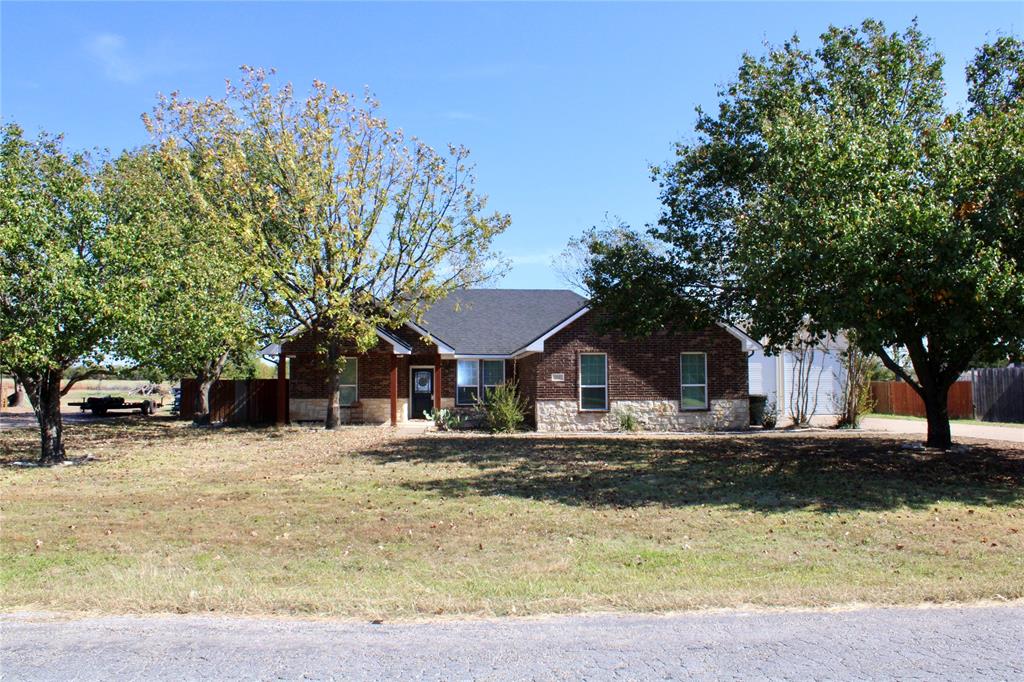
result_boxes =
[1,419,1022,619]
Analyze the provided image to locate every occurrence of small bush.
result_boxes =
[762,400,778,430]
[477,381,527,433]
[616,409,640,432]
[424,408,461,431]
[833,341,875,429]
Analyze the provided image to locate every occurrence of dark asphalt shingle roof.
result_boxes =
[419,289,587,355]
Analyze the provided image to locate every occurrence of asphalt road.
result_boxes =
[2,606,1022,681]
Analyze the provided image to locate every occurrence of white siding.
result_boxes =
[781,349,843,417]
[749,360,764,395]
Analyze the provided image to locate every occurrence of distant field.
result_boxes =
[59,381,171,412]
[1,379,172,415]
[64,379,159,393]
[1,422,1022,619]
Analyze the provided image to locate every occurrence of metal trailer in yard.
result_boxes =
[68,395,157,416]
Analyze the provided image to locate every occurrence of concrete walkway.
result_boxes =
[395,420,432,435]
[2,605,1022,681]
[860,416,1024,443]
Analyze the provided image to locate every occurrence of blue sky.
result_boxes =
[2,2,1020,288]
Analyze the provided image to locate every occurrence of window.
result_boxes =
[457,360,480,405]
[339,358,358,406]
[579,353,608,411]
[457,359,506,404]
[680,353,707,410]
[482,360,505,398]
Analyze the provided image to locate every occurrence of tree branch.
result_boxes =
[874,346,922,395]
[60,367,113,396]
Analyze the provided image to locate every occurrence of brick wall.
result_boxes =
[282,326,450,409]
[283,328,403,401]
[509,355,539,427]
[533,311,748,405]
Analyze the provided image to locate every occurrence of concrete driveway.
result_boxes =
[2,605,1022,681]
[860,416,1024,444]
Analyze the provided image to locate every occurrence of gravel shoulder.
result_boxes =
[3,605,1023,681]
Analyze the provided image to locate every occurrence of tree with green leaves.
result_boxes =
[146,68,510,428]
[101,148,267,423]
[583,22,1024,449]
[0,125,125,462]
[967,35,1024,115]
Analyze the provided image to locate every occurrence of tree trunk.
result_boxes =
[324,342,341,430]
[194,373,213,425]
[922,384,953,450]
[192,352,230,426]
[875,342,958,450]
[21,369,66,464]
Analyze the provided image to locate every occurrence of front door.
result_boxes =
[410,368,434,419]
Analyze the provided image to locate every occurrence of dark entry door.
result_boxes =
[411,368,434,419]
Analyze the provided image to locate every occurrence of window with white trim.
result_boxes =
[339,358,358,406]
[481,360,505,399]
[457,359,506,405]
[680,353,707,410]
[456,360,480,405]
[579,353,608,411]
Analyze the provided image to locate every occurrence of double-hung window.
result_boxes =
[456,360,480,405]
[339,358,358,406]
[680,353,707,410]
[579,353,608,411]
[481,360,505,399]
[456,359,506,405]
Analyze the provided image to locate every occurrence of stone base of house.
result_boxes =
[363,398,411,424]
[534,399,750,432]
[289,398,327,423]
[288,398,410,425]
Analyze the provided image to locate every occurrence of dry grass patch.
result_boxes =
[1,419,1022,618]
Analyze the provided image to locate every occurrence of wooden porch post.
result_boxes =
[276,354,288,426]
[390,354,398,426]
[434,353,442,411]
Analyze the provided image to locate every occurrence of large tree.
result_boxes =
[583,22,1024,449]
[146,68,510,428]
[101,148,267,423]
[0,125,125,462]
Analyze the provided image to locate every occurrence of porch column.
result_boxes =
[434,353,442,411]
[276,354,288,426]
[389,354,398,426]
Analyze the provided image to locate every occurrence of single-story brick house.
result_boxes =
[262,289,759,431]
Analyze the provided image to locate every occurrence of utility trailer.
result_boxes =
[69,395,156,416]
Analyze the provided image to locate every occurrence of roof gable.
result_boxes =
[419,289,587,355]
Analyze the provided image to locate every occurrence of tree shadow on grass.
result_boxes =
[0,415,281,465]
[362,433,1024,512]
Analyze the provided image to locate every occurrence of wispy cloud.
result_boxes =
[84,32,196,85]
[86,33,141,83]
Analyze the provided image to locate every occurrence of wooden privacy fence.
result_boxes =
[972,367,1024,424]
[179,379,284,424]
[870,380,974,419]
